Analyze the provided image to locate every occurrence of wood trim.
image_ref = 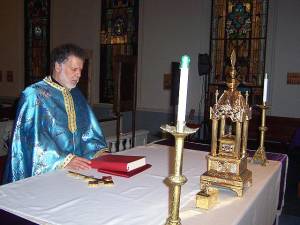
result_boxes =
[248,115,300,144]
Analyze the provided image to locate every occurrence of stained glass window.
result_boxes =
[99,0,139,103]
[209,0,269,104]
[25,0,50,86]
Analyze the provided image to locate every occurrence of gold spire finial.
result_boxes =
[230,50,236,68]
[226,49,239,91]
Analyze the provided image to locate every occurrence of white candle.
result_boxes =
[263,73,268,103]
[177,55,190,132]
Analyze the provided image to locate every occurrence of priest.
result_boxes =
[3,43,107,183]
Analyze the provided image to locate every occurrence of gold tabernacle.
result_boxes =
[200,50,252,197]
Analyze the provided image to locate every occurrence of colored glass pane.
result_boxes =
[207,0,268,124]
[226,2,251,38]
[100,0,139,103]
[25,0,50,86]
[210,0,268,87]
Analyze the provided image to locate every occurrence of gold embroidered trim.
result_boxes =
[44,77,77,133]
[93,148,110,159]
[62,89,77,133]
[58,153,76,169]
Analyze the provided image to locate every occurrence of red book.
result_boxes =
[91,154,146,172]
[97,164,152,178]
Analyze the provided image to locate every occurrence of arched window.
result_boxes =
[99,0,139,104]
[209,0,269,105]
[25,0,50,86]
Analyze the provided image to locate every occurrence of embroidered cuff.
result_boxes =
[59,153,76,169]
[93,148,110,158]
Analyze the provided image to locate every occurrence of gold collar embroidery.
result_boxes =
[44,76,77,133]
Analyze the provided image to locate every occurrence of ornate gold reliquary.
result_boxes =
[200,50,252,197]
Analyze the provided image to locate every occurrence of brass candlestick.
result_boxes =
[161,124,198,225]
[252,103,269,166]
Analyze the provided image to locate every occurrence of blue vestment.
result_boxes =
[3,77,107,183]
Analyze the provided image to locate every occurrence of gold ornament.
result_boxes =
[200,50,252,197]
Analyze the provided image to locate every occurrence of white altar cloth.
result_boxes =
[0,144,282,225]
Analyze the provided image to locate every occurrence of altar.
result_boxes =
[0,143,286,225]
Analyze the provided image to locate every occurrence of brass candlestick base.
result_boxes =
[160,124,198,225]
[253,146,267,166]
[253,103,269,166]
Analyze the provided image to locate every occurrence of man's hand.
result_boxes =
[65,156,91,170]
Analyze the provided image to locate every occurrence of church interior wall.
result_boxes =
[0,0,299,138]
[0,0,24,98]
[265,0,300,118]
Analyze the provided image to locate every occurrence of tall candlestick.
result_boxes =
[177,55,190,132]
[263,73,268,103]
